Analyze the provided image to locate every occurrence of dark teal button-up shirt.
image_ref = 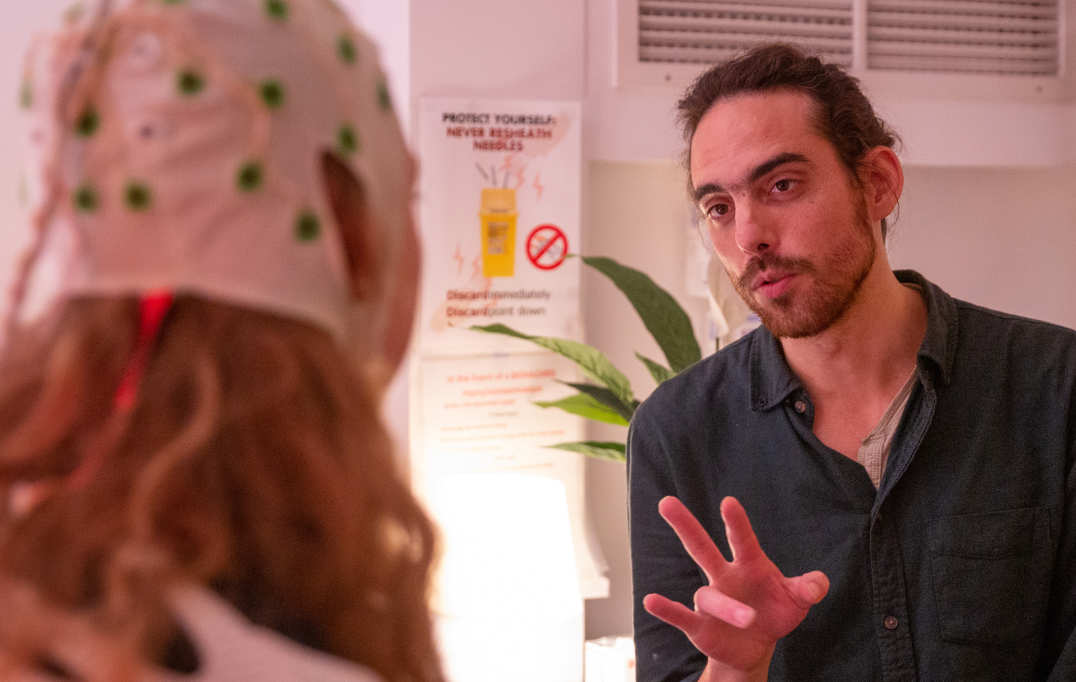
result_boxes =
[628,271,1076,681]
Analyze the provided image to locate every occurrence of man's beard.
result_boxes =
[730,204,876,339]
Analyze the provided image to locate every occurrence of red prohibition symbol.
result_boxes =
[526,224,569,271]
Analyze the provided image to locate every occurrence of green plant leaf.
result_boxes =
[560,381,637,422]
[581,256,702,373]
[534,393,630,426]
[471,323,635,408]
[636,352,675,385]
[547,441,626,462]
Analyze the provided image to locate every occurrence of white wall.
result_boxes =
[409,0,584,104]
[891,165,1076,330]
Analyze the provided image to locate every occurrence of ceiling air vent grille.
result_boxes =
[867,1,1061,76]
[639,0,855,67]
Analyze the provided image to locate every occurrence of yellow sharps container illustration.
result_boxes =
[479,188,517,278]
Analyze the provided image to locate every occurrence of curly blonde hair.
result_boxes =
[0,295,442,681]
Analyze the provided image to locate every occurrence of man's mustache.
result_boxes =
[737,254,814,291]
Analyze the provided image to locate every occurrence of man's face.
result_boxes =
[690,90,877,339]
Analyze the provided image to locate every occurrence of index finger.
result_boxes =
[658,496,728,582]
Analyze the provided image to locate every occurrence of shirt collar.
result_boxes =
[895,269,957,387]
[749,326,801,411]
[748,269,958,412]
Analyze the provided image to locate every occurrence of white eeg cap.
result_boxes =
[16,0,413,348]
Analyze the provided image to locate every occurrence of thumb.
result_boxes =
[785,570,829,608]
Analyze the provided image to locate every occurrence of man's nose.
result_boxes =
[733,199,777,256]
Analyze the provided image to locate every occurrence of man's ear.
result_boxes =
[859,146,904,224]
[321,151,379,300]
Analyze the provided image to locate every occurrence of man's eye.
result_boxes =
[773,179,793,192]
[707,203,730,219]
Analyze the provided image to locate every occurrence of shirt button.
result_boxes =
[883,615,899,630]
[793,400,807,414]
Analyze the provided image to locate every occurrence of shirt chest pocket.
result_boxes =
[929,507,1052,647]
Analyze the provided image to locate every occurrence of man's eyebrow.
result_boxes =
[748,152,809,184]
[692,152,810,203]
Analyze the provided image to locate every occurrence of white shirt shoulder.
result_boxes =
[147,584,384,682]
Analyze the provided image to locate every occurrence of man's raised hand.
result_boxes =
[642,496,829,681]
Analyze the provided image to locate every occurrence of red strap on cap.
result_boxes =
[113,290,174,411]
[64,291,174,492]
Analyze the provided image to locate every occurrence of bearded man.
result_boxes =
[627,44,1076,682]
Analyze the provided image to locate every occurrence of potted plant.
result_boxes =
[471,256,703,462]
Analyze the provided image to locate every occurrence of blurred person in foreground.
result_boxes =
[0,1,440,680]
[628,44,1076,681]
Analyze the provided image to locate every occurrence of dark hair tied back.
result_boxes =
[678,44,900,236]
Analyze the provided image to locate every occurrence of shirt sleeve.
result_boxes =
[1044,427,1076,681]
[627,406,707,682]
